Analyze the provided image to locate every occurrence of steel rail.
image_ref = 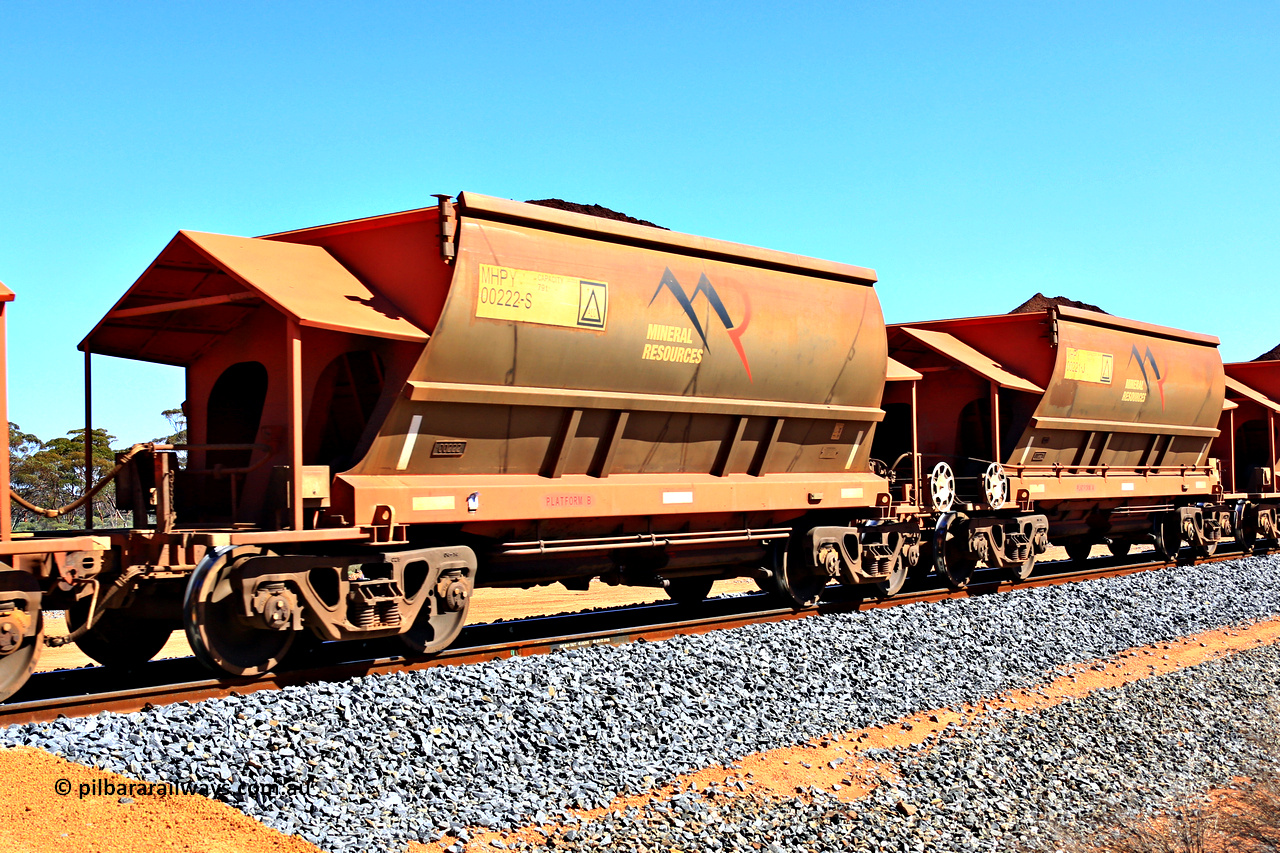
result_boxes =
[0,547,1260,727]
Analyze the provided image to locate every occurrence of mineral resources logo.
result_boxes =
[1126,345,1167,409]
[645,268,753,379]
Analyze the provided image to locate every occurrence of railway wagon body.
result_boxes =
[1214,360,1280,549]
[0,194,898,697]
[882,305,1228,587]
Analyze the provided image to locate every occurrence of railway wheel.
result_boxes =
[1065,541,1092,564]
[402,571,472,656]
[767,537,829,608]
[1106,540,1131,559]
[0,573,42,702]
[184,546,295,678]
[278,629,325,670]
[1256,507,1279,552]
[873,553,910,598]
[1234,502,1256,554]
[1152,514,1181,562]
[1006,550,1036,582]
[1196,530,1219,559]
[934,513,976,590]
[67,600,173,668]
[664,577,715,606]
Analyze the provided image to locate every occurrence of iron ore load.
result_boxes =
[0,192,1261,704]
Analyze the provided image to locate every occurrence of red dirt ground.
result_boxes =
[7,580,1273,853]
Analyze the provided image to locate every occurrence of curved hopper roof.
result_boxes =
[80,230,426,366]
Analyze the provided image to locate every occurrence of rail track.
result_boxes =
[0,547,1261,727]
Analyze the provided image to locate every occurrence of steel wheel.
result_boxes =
[929,462,956,513]
[1234,502,1256,553]
[766,537,829,608]
[68,600,173,669]
[278,629,325,670]
[1152,513,1181,562]
[1257,507,1279,550]
[982,463,1008,510]
[664,577,715,606]
[184,546,295,677]
[873,553,910,598]
[934,512,976,590]
[0,573,42,702]
[1196,531,1219,559]
[402,571,472,656]
[1065,541,1092,564]
[1106,540,1131,559]
[1007,551,1036,582]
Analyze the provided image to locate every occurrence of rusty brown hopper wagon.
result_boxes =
[884,306,1229,587]
[0,194,907,696]
[1213,361,1280,549]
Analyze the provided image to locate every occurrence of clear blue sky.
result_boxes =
[2,2,1277,445]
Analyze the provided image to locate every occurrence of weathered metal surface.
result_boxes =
[0,535,112,557]
[885,357,922,382]
[895,327,1043,393]
[333,471,890,527]
[0,196,894,702]
[1225,375,1280,413]
[74,196,889,535]
[10,195,1261,705]
[1225,361,1280,402]
[455,192,879,286]
[1034,310,1224,437]
[887,307,1224,508]
[264,206,455,334]
[1216,363,1280,497]
[337,196,889,526]
[80,230,427,366]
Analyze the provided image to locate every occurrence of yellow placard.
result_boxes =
[476,264,607,331]
[1063,347,1113,384]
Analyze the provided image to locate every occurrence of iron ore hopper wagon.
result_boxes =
[1214,360,1280,550]
[0,195,903,699]
[882,307,1230,588]
[0,194,1241,704]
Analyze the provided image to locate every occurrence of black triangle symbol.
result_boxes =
[581,289,602,323]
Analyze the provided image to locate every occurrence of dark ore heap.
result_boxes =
[526,198,667,229]
[1253,343,1280,361]
[1009,292,1107,314]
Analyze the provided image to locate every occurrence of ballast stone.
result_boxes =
[0,555,1278,852]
